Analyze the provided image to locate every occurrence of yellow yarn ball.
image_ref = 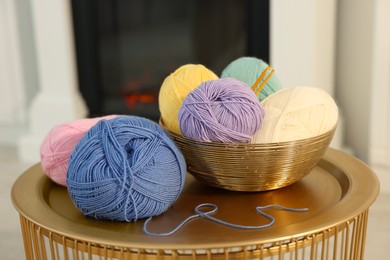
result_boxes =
[251,86,338,143]
[159,64,218,134]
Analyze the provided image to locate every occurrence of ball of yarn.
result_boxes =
[251,86,338,143]
[40,115,118,186]
[179,78,265,143]
[159,64,218,134]
[66,116,187,222]
[221,57,282,101]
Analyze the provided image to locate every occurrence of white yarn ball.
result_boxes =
[251,86,338,143]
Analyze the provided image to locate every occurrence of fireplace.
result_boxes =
[71,0,270,120]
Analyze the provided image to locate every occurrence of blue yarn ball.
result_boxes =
[66,116,186,222]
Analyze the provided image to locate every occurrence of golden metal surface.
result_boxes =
[11,149,379,259]
[161,120,336,191]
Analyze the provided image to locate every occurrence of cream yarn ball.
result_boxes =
[251,86,338,143]
[159,64,218,134]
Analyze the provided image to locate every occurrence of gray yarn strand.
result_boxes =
[143,203,308,236]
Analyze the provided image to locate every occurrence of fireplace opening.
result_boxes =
[71,0,269,121]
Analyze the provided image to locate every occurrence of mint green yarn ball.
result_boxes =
[221,57,282,101]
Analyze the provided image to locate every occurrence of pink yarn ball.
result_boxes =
[40,115,118,186]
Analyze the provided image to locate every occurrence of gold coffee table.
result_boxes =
[11,148,379,260]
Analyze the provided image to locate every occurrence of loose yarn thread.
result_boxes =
[40,115,118,186]
[221,57,282,101]
[251,86,338,143]
[179,78,265,143]
[66,116,187,222]
[144,203,308,236]
[159,64,218,134]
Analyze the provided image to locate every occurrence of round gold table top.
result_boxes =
[11,148,379,250]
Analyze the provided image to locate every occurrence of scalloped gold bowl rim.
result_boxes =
[159,119,336,149]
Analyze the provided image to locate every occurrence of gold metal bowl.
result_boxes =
[161,120,336,192]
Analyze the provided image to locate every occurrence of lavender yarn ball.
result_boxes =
[178,78,265,143]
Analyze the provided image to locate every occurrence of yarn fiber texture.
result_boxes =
[221,57,282,101]
[159,64,218,134]
[251,86,338,143]
[40,115,117,186]
[66,116,187,222]
[179,78,264,143]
